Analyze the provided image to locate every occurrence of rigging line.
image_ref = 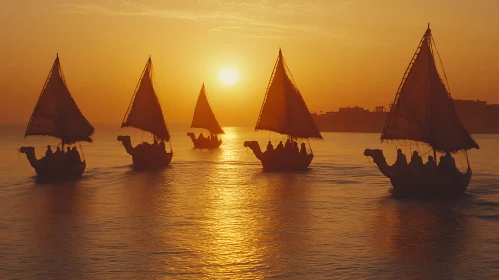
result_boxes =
[465,150,470,169]
[17,148,24,165]
[122,58,149,125]
[25,57,55,138]
[149,60,171,141]
[427,31,436,149]
[282,53,299,92]
[79,143,86,161]
[430,33,452,94]
[256,52,279,129]
[382,31,426,140]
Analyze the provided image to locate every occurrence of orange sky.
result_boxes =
[1,0,498,126]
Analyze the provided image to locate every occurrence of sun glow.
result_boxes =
[219,69,238,85]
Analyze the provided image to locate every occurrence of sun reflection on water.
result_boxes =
[197,163,266,279]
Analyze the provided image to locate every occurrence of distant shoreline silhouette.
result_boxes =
[313,99,499,134]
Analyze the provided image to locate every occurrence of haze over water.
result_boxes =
[1,126,498,279]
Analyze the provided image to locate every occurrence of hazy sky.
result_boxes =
[1,0,498,126]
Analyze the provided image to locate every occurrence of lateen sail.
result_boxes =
[256,49,323,139]
[24,55,94,144]
[122,57,170,141]
[381,28,478,153]
[190,84,224,134]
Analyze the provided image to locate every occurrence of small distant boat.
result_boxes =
[244,48,323,171]
[117,56,173,168]
[364,25,479,198]
[187,83,224,149]
[20,54,94,183]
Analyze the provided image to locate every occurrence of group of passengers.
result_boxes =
[264,139,308,157]
[44,145,81,165]
[136,138,167,155]
[197,133,219,143]
[394,149,460,175]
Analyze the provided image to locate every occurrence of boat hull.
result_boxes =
[189,137,222,149]
[388,169,471,199]
[131,151,173,169]
[34,160,86,183]
[260,152,313,171]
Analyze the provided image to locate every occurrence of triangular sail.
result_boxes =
[24,55,94,144]
[255,49,323,139]
[190,84,224,135]
[381,28,478,153]
[122,57,170,141]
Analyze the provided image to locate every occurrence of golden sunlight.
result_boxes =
[219,68,238,85]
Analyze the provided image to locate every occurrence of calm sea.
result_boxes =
[0,125,498,279]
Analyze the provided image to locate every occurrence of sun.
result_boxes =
[219,68,238,85]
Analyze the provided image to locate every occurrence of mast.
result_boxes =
[426,24,438,161]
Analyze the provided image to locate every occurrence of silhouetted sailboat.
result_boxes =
[20,54,94,183]
[187,84,224,149]
[117,56,173,168]
[244,48,323,171]
[364,25,479,198]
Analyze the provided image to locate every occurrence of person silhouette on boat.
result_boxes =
[153,138,162,153]
[438,155,447,169]
[293,141,299,154]
[198,133,205,140]
[65,146,72,161]
[285,139,291,150]
[424,155,437,173]
[300,143,307,156]
[53,146,64,163]
[45,145,53,158]
[72,146,81,162]
[276,141,283,150]
[159,140,166,151]
[410,151,423,166]
[445,153,456,166]
[275,141,284,155]
[395,149,407,166]
[266,141,274,154]
[444,152,459,174]
[426,155,436,167]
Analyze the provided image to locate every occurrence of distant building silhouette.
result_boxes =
[313,99,499,133]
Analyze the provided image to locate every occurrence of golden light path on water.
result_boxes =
[191,127,265,278]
